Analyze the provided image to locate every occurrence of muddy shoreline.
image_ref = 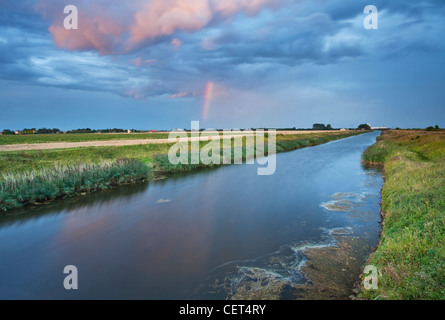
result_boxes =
[219,235,376,300]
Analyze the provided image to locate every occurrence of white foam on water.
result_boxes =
[237,227,352,283]
[156,198,172,204]
[320,192,369,212]
[202,227,355,298]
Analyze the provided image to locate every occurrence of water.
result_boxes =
[0,132,383,299]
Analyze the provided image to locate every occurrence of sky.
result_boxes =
[0,0,444,131]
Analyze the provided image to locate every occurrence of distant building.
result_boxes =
[127,129,132,134]
[371,127,388,130]
[340,128,347,131]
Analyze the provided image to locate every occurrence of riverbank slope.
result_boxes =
[360,129,445,299]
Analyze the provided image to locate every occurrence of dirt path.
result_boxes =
[0,135,249,152]
[0,131,343,152]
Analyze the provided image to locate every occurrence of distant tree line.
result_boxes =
[312,123,333,130]
[66,128,98,133]
[426,125,441,131]
[36,128,61,134]
[311,123,372,131]
[1,128,61,134]
[66,128,143,133]
[67,128,128,133]
[1,129,15,135]
[2,123,380,135]
[0,128,147,135]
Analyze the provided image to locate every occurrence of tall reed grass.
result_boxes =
[0,158,149,211]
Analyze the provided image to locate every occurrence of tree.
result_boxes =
[36,128,61,134]
[426,125,440,131]
[326,124,332,130]
[313,123,326,130]
[22,128,36,134]
[1,129,15,135]
[358,124,371,130]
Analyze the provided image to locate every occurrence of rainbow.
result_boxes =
[202,81,214,120]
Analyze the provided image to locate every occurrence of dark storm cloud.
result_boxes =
[0,0,47,32]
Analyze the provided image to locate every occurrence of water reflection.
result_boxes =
[0,132,383,299]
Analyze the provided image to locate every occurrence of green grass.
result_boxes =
[0,159,150,211]
[0,132,170,145]
[360,130,445,300]
[0,130,354,146]
[0,131,364,213]
[0,132,362,175]
[0,143,175,174]
[0,131,274,145]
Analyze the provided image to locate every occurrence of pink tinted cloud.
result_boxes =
[130,57,157,67]
[38,0,283,54]
[212,0,283,17]
[124,89,144,100]
[49,21,123,55]
[171,91,189,98]
[201,37,218,51]
[129,0,283,46]
[129,0,213,45]
[171,38,183,50]
[37,0,127,54]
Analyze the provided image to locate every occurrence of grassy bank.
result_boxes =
[360,130,445,299]
[0,159,149,212]
[0,131,364,212]
[0,132,170,145]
